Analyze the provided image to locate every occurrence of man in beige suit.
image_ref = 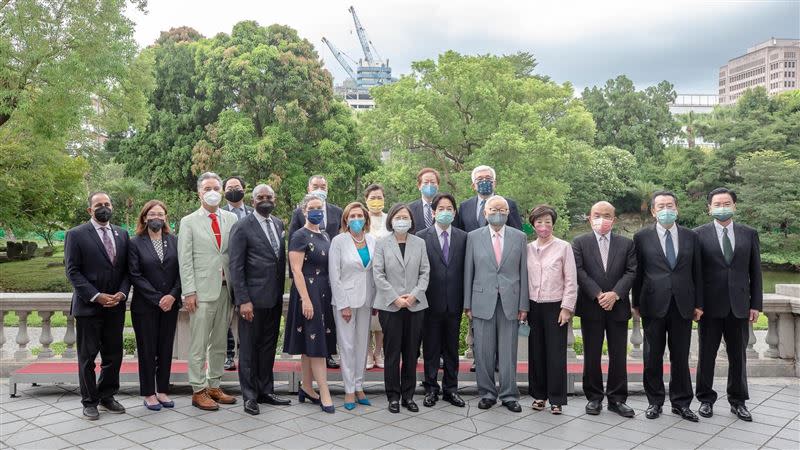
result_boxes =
[179,172,239,410]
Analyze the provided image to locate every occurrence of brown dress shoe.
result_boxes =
[207,387,237,404]
[192,389,219,411]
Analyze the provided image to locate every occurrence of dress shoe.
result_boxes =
[443,393,465,407]
[478,398,496,410]
[320,403,335,414]
[192,389,219,411]
[423,393,438,407]
[366,352,375,369]
[470,362,476,372]
[698,402,713,418]
[645,404,662,419]
[608,401,635,418]
[730,404,752,422]
[82,406,99,421]
[585,400,602,415]
[99,398,126,414]
[244,399,260,415]
[298,388,321,404]
[258,393,291,405]
[401,399,419,412]
[207,387,237,405]
[326,356,340,369]
[502,401,522,412]
[344,402,356,410]
[224,357,236,371]
[356,396,371,406]
[388,401,400,413]
[671,406,699,422]
[143,399,162,411]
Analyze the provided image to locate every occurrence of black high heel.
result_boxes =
[320,403,335,414]
[298,387,321,405]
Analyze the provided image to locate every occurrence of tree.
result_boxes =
[735,150,800,236]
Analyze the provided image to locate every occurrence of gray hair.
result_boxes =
[252,184,275,198]
[484,195,508,211]
[196,172,223,190]
[307,175,327,186]
[471,165,497,183]
[298,194,322,211]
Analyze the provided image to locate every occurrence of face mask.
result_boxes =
[656,209,677,226]
[255,201,275,217]
[146,219,164,232]
[94,206,113,223]
[203,190,222,207]
[348,218,365,233]
[310,189,328,202]
[435,210,454,225]
[420,184,438,198]
[307,209,324,225]
[711,207,734,222]
[225,189,244,203]
[392,219,412,234]
[591,217,614,235]
[535,224,553,239]
[476,179,494,196]
[487,213,507,227]
[366,199,384,213]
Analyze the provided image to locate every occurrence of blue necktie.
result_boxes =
[665,229,676,269]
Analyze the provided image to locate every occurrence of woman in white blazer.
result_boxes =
[329,202,377,410]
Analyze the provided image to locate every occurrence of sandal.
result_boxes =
[531,399,545,411]
[551,405,562,415]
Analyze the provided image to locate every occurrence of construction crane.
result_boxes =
[348,5,381,65]
[321,37,357,83]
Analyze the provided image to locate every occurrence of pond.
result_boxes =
[763,269,800,293]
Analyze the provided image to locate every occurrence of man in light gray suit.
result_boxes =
[464,195,529,412]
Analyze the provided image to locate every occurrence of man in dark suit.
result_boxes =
[694,187,762,422]
[573,201,636,418]
[454,165,522,232]
[633,190,703,422]
[229,184,291,415]
[408,168,441,231]
[417,193,467,408]
[64,192,130,420]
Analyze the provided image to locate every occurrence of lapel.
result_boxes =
[479,227,498,270]
[730,222,744,265]
[197,208,219,252]
[248,215,274,259]
[648,225,671,269]
[143,234,161,265]
[604,233,620,273]
[86,222,113,265]
[675,226,690,268]
[388,234,406,267]
[498,227,514,270]
[587,233,606,273]
[427,226,445,265]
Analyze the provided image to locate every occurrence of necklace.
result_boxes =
[351,232,365,244]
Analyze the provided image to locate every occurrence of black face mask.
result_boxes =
[255,201,275,217]
[146,219,165,232]
[94,206,113,223]
[225,189,245,203]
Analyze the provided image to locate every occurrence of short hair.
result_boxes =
[340,202,371,233]
[484,195,508,212]
[298,194,322,211]
[431,193,457,213]
[416,168,440,185]
[385,203,415,234]
[707,187,737,204]
[529,204,558,225]
[252,184,274,198]
[308,175,327,186]
[223,176,245,191]
[197,172,222,190]
[88,191,111,208]
[650,190,678,208]
[471,165,496,183]
[363,183,385,199]
[135,200,172,236]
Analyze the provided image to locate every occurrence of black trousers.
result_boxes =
[379,309,424,402]
[696,312,750,406]
[422,310,462,395]
[528,301,568,406]
[238,302,282,401]
[227,327,236,359]
[642,300,693,408]
[76,307,126,407]
[132,308,179,396]
[581,316,629,403]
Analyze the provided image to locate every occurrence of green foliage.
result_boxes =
[734,150,800,236]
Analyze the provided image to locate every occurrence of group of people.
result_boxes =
[64,164,762,424]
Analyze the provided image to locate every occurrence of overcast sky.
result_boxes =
[128,0,800,95]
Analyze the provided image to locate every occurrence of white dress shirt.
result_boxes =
[714,220,735,254]
[593,230,611,245]
[255,211,280,250]
[655,222,679,259]
[368,212,389,238]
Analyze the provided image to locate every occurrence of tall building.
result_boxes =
[719,38,799,105]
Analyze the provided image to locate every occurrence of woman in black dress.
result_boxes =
[283,194,337,413]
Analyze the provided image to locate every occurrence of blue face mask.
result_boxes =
[435,210,454,225]
[476,179,494,196]
[348,218,365,233]
[307,209,324,225]
[656,209,677,226]
[420,184,438,198]
[711,207,734,222]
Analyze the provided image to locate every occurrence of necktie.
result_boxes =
[664,229,676,269]
[478,198,487,226]
[722,227,733,264]
[209,213,221,249]
[100,226,116,264]
[493,232,502,266]
[424,203,433,228]
[599,235,609,270]
[236,207,245,220]
[264,218,280,255]
[441,230,449,265]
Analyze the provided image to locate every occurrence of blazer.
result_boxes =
[463,226,529,321]
[372,233,430,312]
[221,203,254,219]
[632,224,704,320]
[329,232,377,310]
[177,207,236,302]
[228,213,287,309]
[694,222,763,318]
[65,221,131,317]
[454,195,523,232]
[128,233,181,313]
[408,199,431,232]
[417,225,467,314]
[572,231,637,321]
[288,202,343,241]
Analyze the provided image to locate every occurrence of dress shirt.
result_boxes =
[714,220,735,254]
[655,222,679,259]
[526,237,578,311]
[435,223,451,250]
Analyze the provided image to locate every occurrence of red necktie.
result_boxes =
[209,213,221,249]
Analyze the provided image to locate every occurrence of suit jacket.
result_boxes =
[632,224,703,320]
[228,213,287,309]
[408,198,431,232]
[128,233,181,313]
[694,222,763,318]
[372,233,430,312]
[177,207,236,302]
[221,203,253,219]
[329,232,377,310]
[572,232,637,321]
[454,195,523,232]
[417,225,467,314]
[463,226,529,321]
[64,221,131,317]
[288,202,343,241]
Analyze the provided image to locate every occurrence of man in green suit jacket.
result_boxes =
[178,172,239,411]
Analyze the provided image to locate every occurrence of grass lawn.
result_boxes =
[0,254,71,292]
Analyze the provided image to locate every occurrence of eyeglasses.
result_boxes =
[488,208,508,214]
[146,213,166,218]
[475,177,494,183]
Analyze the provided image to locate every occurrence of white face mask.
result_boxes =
[310,189,328,202]
[392,219,412,234]
[203,190,222,207]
